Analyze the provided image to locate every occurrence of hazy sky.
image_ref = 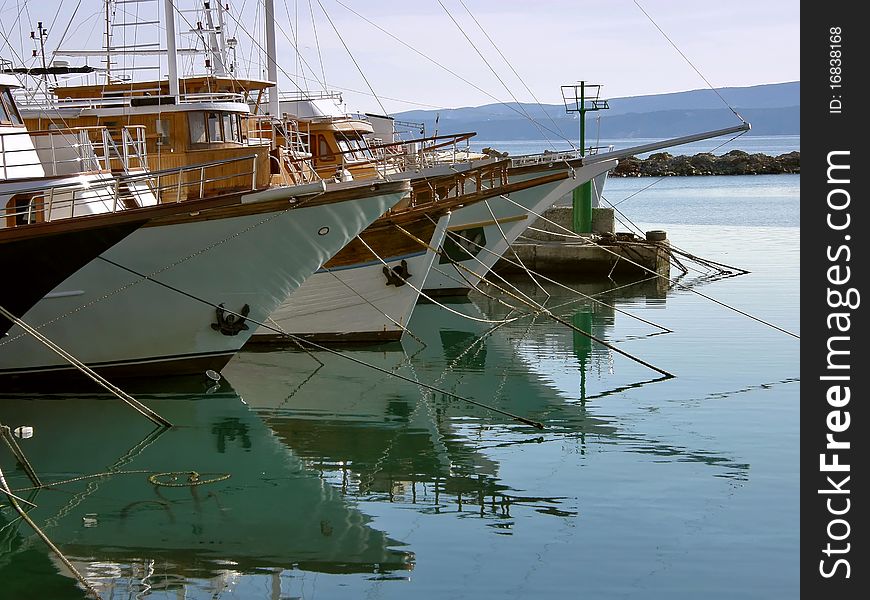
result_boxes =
[1,0,799,113]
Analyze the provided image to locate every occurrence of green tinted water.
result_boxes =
[1,181,799,599]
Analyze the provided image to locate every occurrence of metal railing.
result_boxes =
[1,154,258,228]
[370,133,478,177]
[13,90,249,111]
[1,125,151,179]
[277,90,343,103]
[509,145,615,168]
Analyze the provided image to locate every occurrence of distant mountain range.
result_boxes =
[391,81,799,140]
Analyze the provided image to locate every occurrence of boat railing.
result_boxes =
[1,126,151,179]
[2,127,101,179]
[122,154,259,204]
[403,160,511,210]
[1,154,259,228]
[14,91,249,111]
[278,90,344,103]
[363,132,478,177]
[508,144,614,167]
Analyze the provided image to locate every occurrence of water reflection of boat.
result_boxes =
[0,383,412,595]
[227,280,748,523]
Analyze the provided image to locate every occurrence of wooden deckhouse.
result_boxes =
[19,75,316,200]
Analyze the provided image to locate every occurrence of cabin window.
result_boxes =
[189,112,207,144]
[155,119,170,145]
[0,88,22,126]
[223,113,242,142]
[207,112,223,142]
[337,135,367,160]
[189,111,242,145]
[317,134,334,161]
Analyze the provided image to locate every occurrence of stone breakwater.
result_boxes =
[610,150,800,177]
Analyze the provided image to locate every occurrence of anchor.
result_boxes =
[211,303,250,336]
[383,260,412,287]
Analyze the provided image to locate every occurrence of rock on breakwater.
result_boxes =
[611,150,800,177]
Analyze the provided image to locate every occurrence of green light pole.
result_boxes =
[562,82,608,233]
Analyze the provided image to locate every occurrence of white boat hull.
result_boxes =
[422,159,617,294]
[0,188,406,382]
[253,213,451,343]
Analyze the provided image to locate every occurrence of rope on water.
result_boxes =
[545,236,800,339]
[148,471,231,487]
[0,305,171,428]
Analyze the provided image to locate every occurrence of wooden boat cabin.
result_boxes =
[1,72,159,228]
[18,75,315,200]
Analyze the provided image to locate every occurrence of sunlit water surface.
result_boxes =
[1,174,799,599]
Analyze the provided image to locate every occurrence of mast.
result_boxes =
[264,0,280,118]
[162,0,180,98]
[202,1,228,75]
[104,1,112,82]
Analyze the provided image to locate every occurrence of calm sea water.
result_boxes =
[1,164,799,598]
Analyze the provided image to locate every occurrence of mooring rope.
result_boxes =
[481,197,551,299]
[537,235,800,339]
[0,305,171,428]
[321,256,426,345]
[353,234,529,325]
[392,224,675,378]
[92,258,544,429]
[0,464,100,599]
[0,205,299,349]
[433,225,673,334]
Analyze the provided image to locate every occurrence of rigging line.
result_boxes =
[281,0,316,88]
[393,223,676,378]
[544,274,661,313]
[633,0,745,123]
[217,0,322,96]
[320,264,426,346]
[571,234,799,338]
[0,466,100,599]
[355,233,528,324]
[262,315,327,365]
[331,0,571,143]
[481,196,551,299]
[0,305,172,428]
[609,128,751,203]
[91,257,544,429]
[0,0,29,55]
[438,227,673,333]
[419,212,550,309]
[599,201,741,278]
[436,0,562,150]
[100,270,544,429]
[592,200,709,278]
[0,201,299,349]
[609,176,667,208]
[313,0,387,115]
[458,0,572,146]
[308,0,327,90]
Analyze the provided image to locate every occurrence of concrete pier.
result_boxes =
[494,207,670,279]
